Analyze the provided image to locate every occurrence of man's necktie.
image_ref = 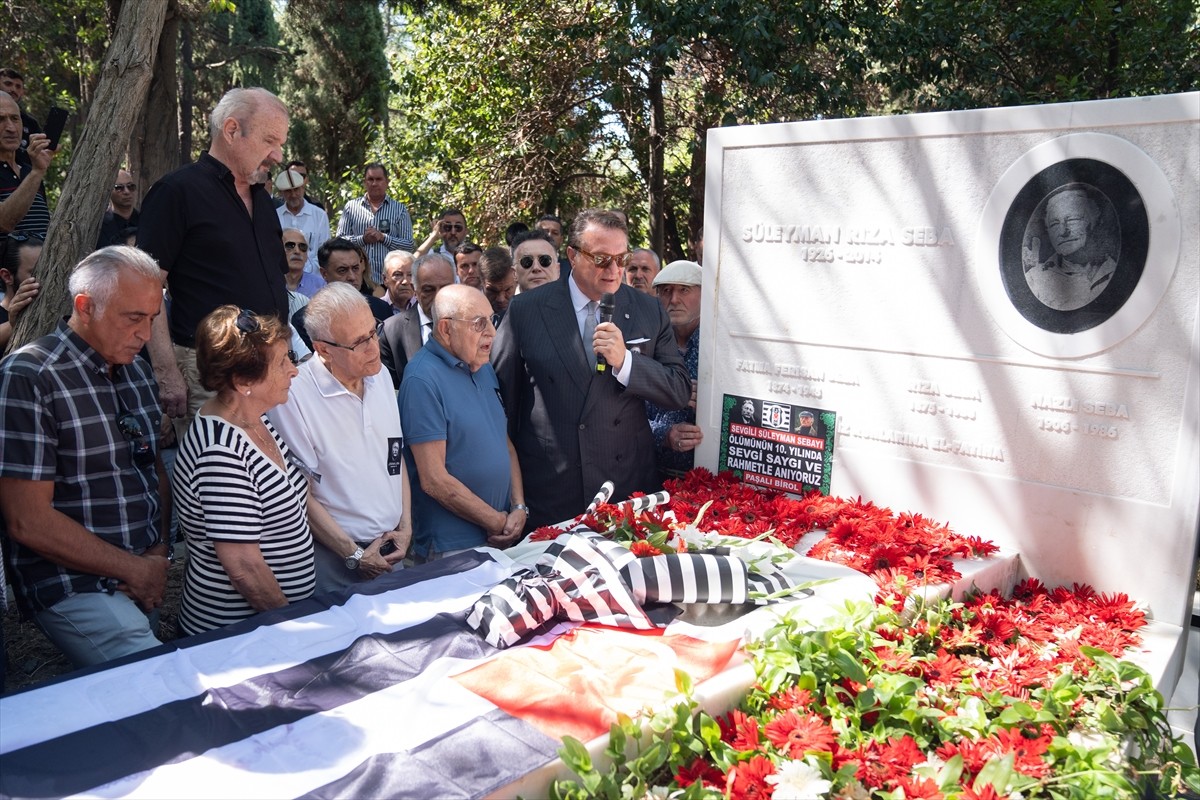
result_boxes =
[582,300,598,369]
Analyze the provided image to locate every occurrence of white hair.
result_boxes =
[209,87,287,141]
[69,246,162,312]
[305,282,368,343]
[414,252,454,292]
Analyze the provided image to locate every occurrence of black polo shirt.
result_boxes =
[138,153,289,347]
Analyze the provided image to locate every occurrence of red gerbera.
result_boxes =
[764,709,837,757]
[717,709,762,751]
[675,757,724,788]
[725,755,776,800]
[767,686,814,711]
[628,540,662,557]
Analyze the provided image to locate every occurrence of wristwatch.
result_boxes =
[512,503,530,514]
[345,546,365,570]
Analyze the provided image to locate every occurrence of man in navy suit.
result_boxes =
[492,209,691,531]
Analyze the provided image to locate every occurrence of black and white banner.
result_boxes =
[466,532,796,649]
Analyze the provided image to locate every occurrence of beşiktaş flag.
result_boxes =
[0,551,744,800]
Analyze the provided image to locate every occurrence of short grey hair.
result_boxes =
[69,246,162,313]
[430,284,483,326]
[209,87,287,141]
[631,247,661,269]
[384,250,415,273]
[414,252,454,292]
[305,282,368,343]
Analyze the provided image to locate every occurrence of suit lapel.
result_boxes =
[402,307,424,358]
[540,282,592,396]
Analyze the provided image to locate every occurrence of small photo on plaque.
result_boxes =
[998,158,1148,335]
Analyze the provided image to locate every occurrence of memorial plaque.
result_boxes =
[717,394,836,495]
[696,94,1199,633]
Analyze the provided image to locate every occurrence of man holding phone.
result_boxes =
[0,90,53,243]
[335,162,413,284]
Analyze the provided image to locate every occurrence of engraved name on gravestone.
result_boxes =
[696,94,1199,628]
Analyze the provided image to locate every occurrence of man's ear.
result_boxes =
[0,267,13,290]
[73,293,94,322]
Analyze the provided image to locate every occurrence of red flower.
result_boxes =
[628,540,661,557]
[895,775,945,799]
[959,785,1004,800]
[675,757,724,788]
[767,686,813,711]
[725,755,776,800]
[718,709,762,751]
[764,710,836,757]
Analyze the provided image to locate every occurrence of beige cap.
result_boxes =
[652,259,702,287]
[274,169,305,190]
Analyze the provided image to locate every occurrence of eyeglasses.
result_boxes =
[573,246,632,270]
[440,223,465,233]
[113,182,137,192]
[116,409,155,467]
[317,324,380,352]
[518,254,554,270]
[446,314,500,333]
[283,241,309,252]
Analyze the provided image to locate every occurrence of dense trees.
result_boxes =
[1,0,1196,287]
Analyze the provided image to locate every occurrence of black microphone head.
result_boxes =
[599,292,616,315]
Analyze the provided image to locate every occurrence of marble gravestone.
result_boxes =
[695,94,1199,656]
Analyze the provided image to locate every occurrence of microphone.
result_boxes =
[596,292,615,372]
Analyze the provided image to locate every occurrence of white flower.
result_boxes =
[764,759,833,800]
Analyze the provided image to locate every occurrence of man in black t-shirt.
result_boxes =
[139,87,291,429]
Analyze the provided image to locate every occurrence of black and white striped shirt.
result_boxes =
[335,195,414,283]
[174,414,315,635]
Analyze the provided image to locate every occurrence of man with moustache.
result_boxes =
[0,90,54,242]
[139,87,292,430]
[625,248,661,295]
[415,207,469,265]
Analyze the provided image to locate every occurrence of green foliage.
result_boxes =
[279,0,389,207]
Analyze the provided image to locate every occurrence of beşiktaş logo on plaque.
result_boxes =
[761,402,792,432]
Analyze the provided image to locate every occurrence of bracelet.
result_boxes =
[512,503,530,513]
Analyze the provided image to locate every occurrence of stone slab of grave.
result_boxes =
[694,92,1200,705]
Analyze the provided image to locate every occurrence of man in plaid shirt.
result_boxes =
[0,246,170,669]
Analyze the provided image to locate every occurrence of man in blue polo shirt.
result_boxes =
[398,285,525,560]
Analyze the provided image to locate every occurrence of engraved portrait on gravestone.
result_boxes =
[997,158,1148,335]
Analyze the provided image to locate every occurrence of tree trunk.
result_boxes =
[128,0,181,201]
[647,56,666,257]
[8,0,168,353]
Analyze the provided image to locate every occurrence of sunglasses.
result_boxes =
[440,223,465,233]
[518,254,555,270]
[116,409,155,467]
[283,241,309,252]
[447,314,500,333]
[573,246,632,270]
[113,182,137,192]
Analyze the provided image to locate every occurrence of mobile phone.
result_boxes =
[44,107,68,150]
[378,218,391,235]
[379,539,397,556]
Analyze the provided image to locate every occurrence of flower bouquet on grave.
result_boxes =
[549,578,1200,800]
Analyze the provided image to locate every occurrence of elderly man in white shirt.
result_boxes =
[275,168,330,274]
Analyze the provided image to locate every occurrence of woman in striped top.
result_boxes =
[173,306,315,635]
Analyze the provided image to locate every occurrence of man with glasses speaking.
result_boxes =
[493,209,691,532]
[0,246,171,668]
[399,285,526,561]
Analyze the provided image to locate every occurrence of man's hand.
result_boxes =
[667,422,703,453]
[156,364,188,420]
[6,276,39,322]
[364,225,385,245]
[593,321,628,372]
[357,538,394,579]
[378,526,411,565]
[25,133,54,172]
[117,552,170,611]
[488,508,526,548]
[688,379,697,411]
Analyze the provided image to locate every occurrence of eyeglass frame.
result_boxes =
[445,314,500,333]
[571,245,632,271]
[316,322,382,352]
[439,222,466,233]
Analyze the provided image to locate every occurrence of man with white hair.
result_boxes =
[139,87,292,432]
[269,282,410,592]
[0,246,171,667]
[274,167,329,274]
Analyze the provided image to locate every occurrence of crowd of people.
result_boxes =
[0,82,707,687]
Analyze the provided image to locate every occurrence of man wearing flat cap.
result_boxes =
[275,167,329,275]
[646,259,704,479]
